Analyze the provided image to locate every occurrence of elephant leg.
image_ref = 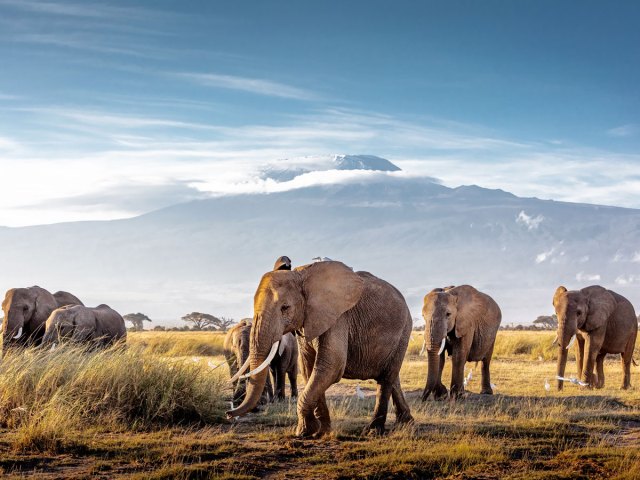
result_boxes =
[480,346,494,395]
[576,336,585,380]
[260,369,274,405]
[450,335,472,397]
[364,381,393,435]
[621,335,635,389]
[295,337,344,438]
[391,377,414,424]
[595,353,606,389]
[314,393,331,435]
[288,363,299,399]
[276,363,287,401]
[582,335,603,388]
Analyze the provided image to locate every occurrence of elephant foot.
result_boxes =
[449,387,465,399]
[295,415,321,438]
[362,421,386,437]
[480,387,494,395]
[421,383,448,401]
[395,411,414,425]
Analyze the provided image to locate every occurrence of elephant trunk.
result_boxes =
[556,345,568,390]
[226,314,281,418]
[425,349,442,392]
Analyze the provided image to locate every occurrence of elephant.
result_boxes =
[553,285,638,390]
[42,304,127,348]
[270,332,299,401]
[273,255,292,271]
[226,260,414,437]
[224,319,273,406]
[421,285,502,400]
[2,286,84,351]
[53,291,84,307]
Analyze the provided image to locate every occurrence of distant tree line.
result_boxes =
[123,311,237,332]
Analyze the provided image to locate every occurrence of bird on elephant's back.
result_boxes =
[421,285,502,400]
[553,285,638,390]
[226,260,414,438]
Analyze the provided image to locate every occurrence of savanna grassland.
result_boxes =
[0,331,639,479]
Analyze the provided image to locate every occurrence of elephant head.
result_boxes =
[42,305,96,347]
[552,285,616,389]
[226,261,363,418]
[2,287,57,351]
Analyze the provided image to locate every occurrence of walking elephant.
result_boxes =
[421,285,502,400]
[226,261,413,437]
[42,304,126,348]
[553,285,638,390]
[2,286,84,351]
[270,332,298,401]
[224,320,273,406]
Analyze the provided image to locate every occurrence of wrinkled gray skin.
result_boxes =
[270,332,298,400]
[53,291,84,307]
[553,285,638,390]
[422,285,502,400]
[42,304,126,348]
[223,320,273,405]
[2,287,84,352]
[2,286,58,351]
[226,261,414,437]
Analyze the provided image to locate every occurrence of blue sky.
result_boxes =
[1,0,639,226]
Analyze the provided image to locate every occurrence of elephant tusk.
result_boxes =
[239,341,280,380]
[50,343,56,352]
[551,335,558,346]
[229,357,250,383]
[13,327,23,339]
[566,334,576,350]
[419,341,426,356]
[437,338,446,356]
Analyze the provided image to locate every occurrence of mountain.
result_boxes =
[260,154,401,182]
[1,158,639,325]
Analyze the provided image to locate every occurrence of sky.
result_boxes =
[0,0,639,227]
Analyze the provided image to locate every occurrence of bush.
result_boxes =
[0,344,227,452]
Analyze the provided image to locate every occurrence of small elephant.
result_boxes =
[42,304,126,348]
[223,320,273,406]
[270,332,298,400]
[422,285,502,400]
[553,285,638,390]
[2,287,85,351]
[227,261,413,437]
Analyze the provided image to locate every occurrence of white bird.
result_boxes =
[556,375,588,387]
[355,384,365,400]
[544,378,551,391]
[322,256,332,261]
[490,383,497,390]
[312,257,322,262]
[463,369,473,387]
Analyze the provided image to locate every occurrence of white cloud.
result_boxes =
[607,124,640,138]
[579,255,589,263]
[576,272,601,282]
[536,247,556,264]
[615,275,640,285]
[632,252,640,263]
[516,210,544,230]
[173,72,319,101]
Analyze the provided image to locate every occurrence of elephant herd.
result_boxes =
[1,286,126,351]
[2,259,637,438]
[224,258,638,438]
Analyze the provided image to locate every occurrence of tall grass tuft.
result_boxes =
[0,344,227,452]
[128,331,226,357]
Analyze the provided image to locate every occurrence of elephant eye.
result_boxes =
[281,304,290,312]
[576,309,582,315]
[445,312,451,317]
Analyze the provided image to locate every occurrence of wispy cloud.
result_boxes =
[173,72,320,101]
[607,124,640,137]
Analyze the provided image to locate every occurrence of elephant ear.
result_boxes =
[451,287,480,338]
[553,286,567,307]
[299,261,364,341]
[583,286,616,331]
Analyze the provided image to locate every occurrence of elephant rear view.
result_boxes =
[422,285,502,399]
[43,304,127,349]
[2,286,58,352]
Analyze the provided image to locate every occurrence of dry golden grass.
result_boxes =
[0,330,638,479]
